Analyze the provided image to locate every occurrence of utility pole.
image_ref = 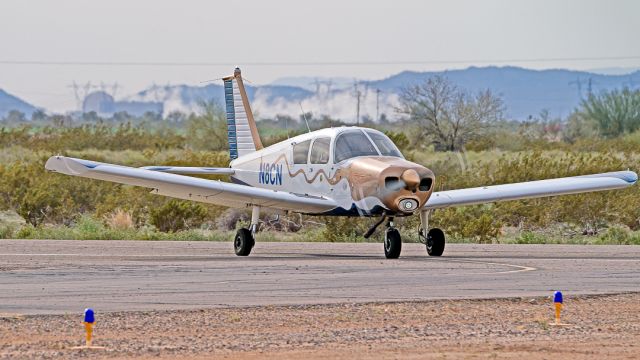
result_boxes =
[353,80,362,125]
[375,88,381,122]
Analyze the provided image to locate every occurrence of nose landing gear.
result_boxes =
[384,218,402,259]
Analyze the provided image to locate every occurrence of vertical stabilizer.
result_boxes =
[223,67,263,160]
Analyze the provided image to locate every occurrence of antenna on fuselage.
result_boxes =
[299,102,311,133]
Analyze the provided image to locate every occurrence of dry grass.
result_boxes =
[105,209,134,230]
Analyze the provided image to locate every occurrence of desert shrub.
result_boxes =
[0,224,16,239]
[422,206,502,243]
[321,216,371,242]
[150,199,208,232]
[15,224,35,239]
[94,186,158,228]
[106,209,134,230]
[461,213,502,243]
[598,225,632,245]
[514,231,549,244]
[215,208,250,230]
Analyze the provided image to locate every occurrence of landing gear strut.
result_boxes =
[234,206,260,256]
[419,210,445,256]
[384,218,402,259]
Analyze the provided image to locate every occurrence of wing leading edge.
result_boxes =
[424,171,637,210]
[45,156,336,213]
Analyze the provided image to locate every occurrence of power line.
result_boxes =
[1,55,640,67]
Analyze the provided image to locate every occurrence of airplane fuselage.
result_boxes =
[230,126,435,217]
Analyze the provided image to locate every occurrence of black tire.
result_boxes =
[384,228,402,259]
[426,228,445,256]
[234,228,255,256]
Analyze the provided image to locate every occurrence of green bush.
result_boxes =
[514,231,549,244]
[321,216,370,242]
[150,199,208,232]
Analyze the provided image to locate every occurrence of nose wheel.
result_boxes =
[384,219,402,259]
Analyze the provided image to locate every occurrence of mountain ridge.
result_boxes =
[2,66,639,121]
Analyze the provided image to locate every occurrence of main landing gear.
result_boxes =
[234,206,260,256]
[419,210,445,256]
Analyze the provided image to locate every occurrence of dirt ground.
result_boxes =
[1,293,639,359]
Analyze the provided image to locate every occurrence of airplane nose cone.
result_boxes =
[401,169,420,191]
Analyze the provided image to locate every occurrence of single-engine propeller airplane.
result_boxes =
[46,68,638,258]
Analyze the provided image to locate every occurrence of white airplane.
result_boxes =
[46,68,638,258]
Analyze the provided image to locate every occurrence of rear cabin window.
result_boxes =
[334,131,379,163]
[366,131,403,158]
[310,137,331,164]
[293,140,311,164]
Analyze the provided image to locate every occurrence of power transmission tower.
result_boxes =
[111,82,120,99]
[68,81,93,111]
[568,77,583,99]
[586,77,597,97]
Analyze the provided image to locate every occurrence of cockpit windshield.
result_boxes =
[366,130,403,158]
[334,130,379,163]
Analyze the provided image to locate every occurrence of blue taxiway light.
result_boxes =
[84,308,95,323]
[554,291,563,304]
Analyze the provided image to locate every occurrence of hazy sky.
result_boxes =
[1,0,639,112]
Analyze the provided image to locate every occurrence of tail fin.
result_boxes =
[223,67,263,160]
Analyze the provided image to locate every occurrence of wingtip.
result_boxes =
[624,171,638,184]
[44,155,61,171]
[44,156,97,175]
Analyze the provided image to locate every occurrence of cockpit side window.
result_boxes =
[310,137,331,164]
[334,130,379,163]
[366,131,403,158]
[293,140,311,164]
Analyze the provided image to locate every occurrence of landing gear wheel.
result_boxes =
[234,228,255,256]
[426,228,445,256]
[384,228,402,259]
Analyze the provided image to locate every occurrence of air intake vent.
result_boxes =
[385,177,402,190]
[419,178,433,191]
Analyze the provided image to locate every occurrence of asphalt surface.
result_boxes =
[0,240,638,314]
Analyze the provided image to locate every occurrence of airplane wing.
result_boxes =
[45,156,337,213]
[141,166,235,175]
[424,171,637,210]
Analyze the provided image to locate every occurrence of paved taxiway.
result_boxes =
[1,240,638,314]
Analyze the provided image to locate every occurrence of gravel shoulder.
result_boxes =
[2,293,639,359]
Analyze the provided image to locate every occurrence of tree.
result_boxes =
[5,110,26,123]
[397,76,503,151]
[31,109,47,122]
[166,111,186,123]
[579,88,640,138]
[185,100,228,151]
